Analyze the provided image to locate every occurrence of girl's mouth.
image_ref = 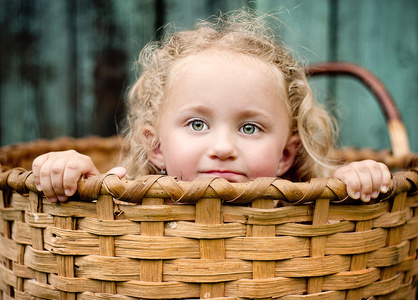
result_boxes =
[200,170,245,182]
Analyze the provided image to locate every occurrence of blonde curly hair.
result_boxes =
[121,9,337,181]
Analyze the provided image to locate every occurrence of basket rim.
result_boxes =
[1,165,417,205]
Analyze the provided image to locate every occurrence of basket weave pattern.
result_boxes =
[0,137,417,300]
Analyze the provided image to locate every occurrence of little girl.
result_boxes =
[32,10,390,203]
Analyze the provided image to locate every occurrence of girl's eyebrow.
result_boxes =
[176,104,213,116]
[236,108,280,124]
[238,108,272,118]
[177,103,278,122]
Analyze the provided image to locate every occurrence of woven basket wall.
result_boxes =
[1,62,417,299]
[0,136,417,300]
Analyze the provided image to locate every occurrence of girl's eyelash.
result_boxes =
[185,119,262,133]
[187,119,209,131]
[240,122,262,134]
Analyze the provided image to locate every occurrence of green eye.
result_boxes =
[241,124,259,134]
[189,120,207,131]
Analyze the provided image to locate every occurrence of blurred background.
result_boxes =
[0,0,417,153]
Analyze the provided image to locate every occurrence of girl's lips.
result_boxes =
[200,170,245,182]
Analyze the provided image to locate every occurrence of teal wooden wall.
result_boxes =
[1,0,417,153]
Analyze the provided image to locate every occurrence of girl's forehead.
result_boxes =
[168,49,286,90]
[173,49,281,73]
[163,49,291,120]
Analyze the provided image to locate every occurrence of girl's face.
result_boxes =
[145,51,299,182]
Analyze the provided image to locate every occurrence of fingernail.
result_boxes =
[58,196,67,202]
[49,197,57,203]
[381,185,388,193]
[36,184,42,191]
[362,194,371,202]
[353,192,360,199]
[372,191,379,198]
[65,189,73,197]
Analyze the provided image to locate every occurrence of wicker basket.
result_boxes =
[0,63,417,300]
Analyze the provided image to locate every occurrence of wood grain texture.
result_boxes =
[333,0,418,152]
[0,0,416,152]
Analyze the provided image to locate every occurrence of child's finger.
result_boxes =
[38,156,60,203]
[62,154,100,199]
[32,153,50,191]
[107,167,127,179]
[355,160,391,199]
[350,161,375,202]
[331,164,361,199]
[361,160,385,200]
[49,156,71,202]
[378,162,391,194]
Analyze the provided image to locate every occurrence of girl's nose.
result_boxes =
[207,130,237,160]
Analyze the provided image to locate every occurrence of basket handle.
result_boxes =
[305,62,410,158]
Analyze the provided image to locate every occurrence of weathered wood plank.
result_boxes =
[254,0,333,113]
[333,0,418,151]
[0,0,416,152]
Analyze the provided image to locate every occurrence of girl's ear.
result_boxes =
[276,135,300,176]
[142,125,165,170]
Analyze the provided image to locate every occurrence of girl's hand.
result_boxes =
[331,160,391,202]
[32,150,126,203]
